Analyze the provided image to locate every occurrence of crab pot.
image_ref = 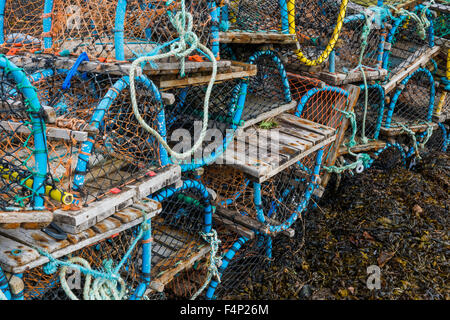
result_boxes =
[0,0,45,53]
[25,60,165,209]
[280,0,347,70]
[288,72,349,168]
[382,6,436,82]
[383,68,435,132]
[149,180,215,299]
[326,10,387,82]
[21,223,146,300]
[163,78,247,172]
[202,145,323,235]
[205,232,271,300]
[0,56,48,224]
[0,0,214,60]
[415,122,449,155]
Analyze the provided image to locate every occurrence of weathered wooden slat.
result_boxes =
[0,235,40,273]
[219,32,297,44]
[0,228,71,254]
[240,98,297,129]
[215,207,294,238]
[319,68,388,86]
[0,100,56,123]
[0,120,88,142]
[277,113,335,137]
[53,164,180,234]
[338,140,387,156]
[379,121,438,137]
[0,199,161,273]
[0,210,53,226]
[154,61,257,89]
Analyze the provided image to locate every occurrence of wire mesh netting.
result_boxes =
[0,0,214,61]
[290,0,348,66]
[353,84,385,141]
[0,56,48,219]
[23,57,165,209]
[384,68,434,129]
[383,8,434,80]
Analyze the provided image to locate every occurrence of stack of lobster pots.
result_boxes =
[0,0,447,300]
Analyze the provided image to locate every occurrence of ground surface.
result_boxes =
[224,152,449,300]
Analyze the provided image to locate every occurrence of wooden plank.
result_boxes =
[154,62,257,89]
[53,165,179,233]
[213,215,255,240]
[0,228,71,253]
[241,99,297,129]
[277,113,336,137]
[0,235,40,273]
[0,210,53,225]
[9,54,232,77]
[0,100,56,123]
[338,140,387,156]
[379,121,438,136]
[0,120,88,142]
[215,206,294,238]
[383,45,441,94]
[219,32,297,44]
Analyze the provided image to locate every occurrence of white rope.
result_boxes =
[129,0,218,161]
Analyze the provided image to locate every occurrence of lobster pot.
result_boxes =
[28,64,164,208]
[353,84,385,141]
[431,4,449,41]
[164,79,245,171]
[288,73,349,168]
[15,0,213,61]
[205,233,271,299]
[288,0,347,66]
[149,180,215,299]
[384,68,435,131]
[0,57,48,218]
[330,11,386,79]
[202,160,321,235]
[219,0,293,34]
[0,0,44,53]
[383,8,435,81]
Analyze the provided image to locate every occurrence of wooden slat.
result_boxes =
[0,200,160,273]
[338,140,387,156]
[53,164,180,234]
[0,121,88,142]
[319,68,388,86]
[379,121,438,136]
[240,98,297,129]
[277,113,336,137]
[219,32,297,44]
[0,210,53,225]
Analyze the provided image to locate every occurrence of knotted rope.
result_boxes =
[191,228,222,300]
[38,211,151,300]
